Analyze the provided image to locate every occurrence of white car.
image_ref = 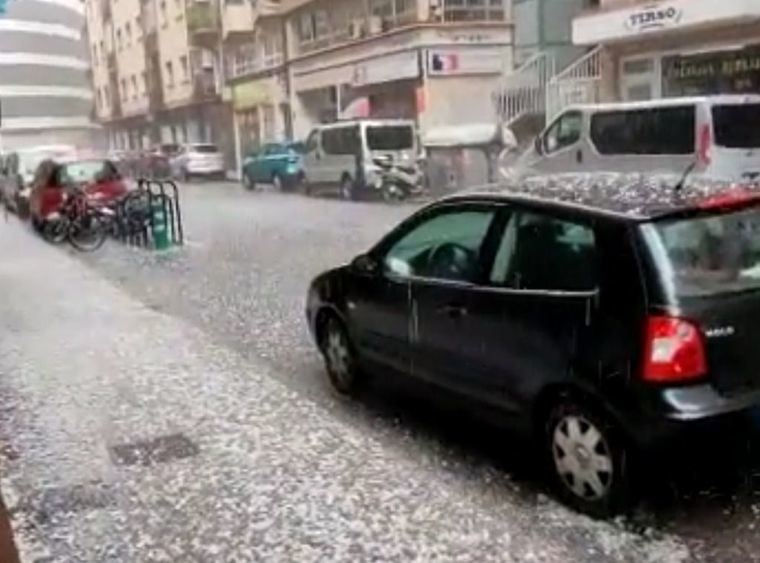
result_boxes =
[170,143,226,181]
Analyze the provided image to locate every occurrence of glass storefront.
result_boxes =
[662,45,760,97]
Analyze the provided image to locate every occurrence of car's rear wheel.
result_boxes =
[319,315,360,395]
[339,175,354,201]
[545,399,630,517]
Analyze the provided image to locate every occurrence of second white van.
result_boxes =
[519,95,760,181]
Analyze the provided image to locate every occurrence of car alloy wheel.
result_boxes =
[321,317,358,394]
[546,400,630,517]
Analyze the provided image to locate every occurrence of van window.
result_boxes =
[322,126,359,155]
[590,106,695,155]
[543,111,582,154]
[366,125,414,151]
[712,104,760,148]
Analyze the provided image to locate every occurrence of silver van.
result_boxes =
[301,119,419,199]
[519,95,760,181]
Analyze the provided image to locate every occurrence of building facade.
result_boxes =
[224,0,514,168]
[573,0,760,103]
[0,0,99,149]
[85,0,234,164]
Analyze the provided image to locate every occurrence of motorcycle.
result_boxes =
[373,155,424,203]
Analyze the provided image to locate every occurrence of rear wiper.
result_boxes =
[674,160,698,194]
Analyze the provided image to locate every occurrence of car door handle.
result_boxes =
[437,303,468,319]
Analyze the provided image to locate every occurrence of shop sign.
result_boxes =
[662,46,760,97]
[427,48,503,76]
[625,4,683,33]
[350,51,419,87]
[232,81,273,111]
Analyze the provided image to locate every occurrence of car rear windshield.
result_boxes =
[366,126,414,151]
[645,205,760,297]
[191,144,219,154]
[712,104,760,148]
[60,160,117,184]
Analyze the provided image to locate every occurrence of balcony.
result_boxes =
[227,51,284,80]
[186,1,220,48]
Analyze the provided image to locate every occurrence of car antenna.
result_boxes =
[674,160,697,194]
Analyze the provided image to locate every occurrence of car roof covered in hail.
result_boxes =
[453,172,760,221]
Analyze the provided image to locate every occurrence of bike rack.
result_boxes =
[116,179,184,249]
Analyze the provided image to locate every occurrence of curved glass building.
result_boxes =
[0,0,98,149]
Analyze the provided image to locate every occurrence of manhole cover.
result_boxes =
[109,433,199,467]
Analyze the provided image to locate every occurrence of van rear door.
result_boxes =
[710,103,760,181]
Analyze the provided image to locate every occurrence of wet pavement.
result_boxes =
[1,181,759,560]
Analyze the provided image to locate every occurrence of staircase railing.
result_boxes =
[546,45,603,122]
[493,51,555,126]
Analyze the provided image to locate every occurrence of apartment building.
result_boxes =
[573,0,760,103]
[0,0,99,149]
[224,0,514,162]
[85,0,233,163]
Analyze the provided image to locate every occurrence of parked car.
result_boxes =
[301,119,420,199]
[520,95,760,181]
[241,142,305,191]
[1,145,77,217]
[29,158,128,228]
[170,143,226,181]
[307,172,760,516]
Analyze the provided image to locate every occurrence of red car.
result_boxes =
[29,158,128,226]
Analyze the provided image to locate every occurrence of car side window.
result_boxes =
[383,208,496,283]
[543,111,582,154]
[489,211,597,291]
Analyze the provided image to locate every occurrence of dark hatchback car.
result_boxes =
[307,173,760,516]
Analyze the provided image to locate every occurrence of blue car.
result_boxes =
[241,142,305,192]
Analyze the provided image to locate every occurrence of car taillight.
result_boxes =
[697,123,712,167]
[642,316,707,383]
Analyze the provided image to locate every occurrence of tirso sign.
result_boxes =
[625,4,683,32]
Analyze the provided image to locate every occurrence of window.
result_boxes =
[444,0,505,22]
[490,212,597,292]
[131,75,138,99]
[92,44,98,65]
[135,17,141,39]
[712,104,760,149]
[165,61,174,87]
[543,111,582,154]
[646,207,760,297]
[179,55,189,82]
[141,71,147,96]
[366,126,414,151]
[305,130,319,153]
[120,78,127,101]
[384,208,495,282]
[125,22,131,46]
[116,28,122,50]
[160,0,167,25]
[322,126,360,156]
[590,106,695,155]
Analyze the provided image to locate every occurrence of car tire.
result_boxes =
[545,398,631,518]
[340,175,355,201]
[243,172,256,191]
[319,315,361,395]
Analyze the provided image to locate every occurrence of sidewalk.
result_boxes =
[0,218,688,562]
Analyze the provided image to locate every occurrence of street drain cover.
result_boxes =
[109,433,199,467]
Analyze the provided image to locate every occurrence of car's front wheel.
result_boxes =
[243,172,256,191]
[545,399,630,517]
[319,315,360,395]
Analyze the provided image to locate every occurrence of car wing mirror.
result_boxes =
[351,254,379,276]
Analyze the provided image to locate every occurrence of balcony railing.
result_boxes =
[193,72,219,100]
[228,52,284,80]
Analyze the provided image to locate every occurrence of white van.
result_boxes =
[301,119,419,199]
[520,95,760,181]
